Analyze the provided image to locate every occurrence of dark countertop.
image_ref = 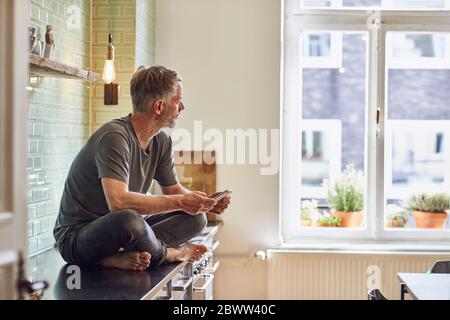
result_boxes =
[30,223,222,300]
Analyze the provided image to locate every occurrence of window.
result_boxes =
[386,32,450,69]
[385,121,450,201]
[301,120,342,199]
[282,1,450,243]
[302,32,343,68]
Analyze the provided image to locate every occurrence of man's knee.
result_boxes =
[110,210,147,238]
[189,212,207,236]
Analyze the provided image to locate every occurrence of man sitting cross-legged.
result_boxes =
[53,65,231,270]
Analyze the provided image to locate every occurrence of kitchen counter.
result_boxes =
[29,223,222,300]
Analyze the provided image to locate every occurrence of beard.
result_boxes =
[160,111,179,128]
[167,119,177,128]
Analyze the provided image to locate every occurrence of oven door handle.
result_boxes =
[193,274,214,292]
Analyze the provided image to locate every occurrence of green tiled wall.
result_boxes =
[27,0,155,257]
[27,0,91,256]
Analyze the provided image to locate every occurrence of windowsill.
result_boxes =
[276,241,450,255]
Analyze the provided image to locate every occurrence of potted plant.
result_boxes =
[300,199,319,227]
[385,204,408,228]
[322,164,364,227]
[406,193,450,229]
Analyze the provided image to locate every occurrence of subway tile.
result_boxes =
[33,219,42,236]
[37,234,47,251]
[33,157,42,170]
[28,205,37,221]
[28,140,38,154]
[30,5,40,20]
[28,237,38,255]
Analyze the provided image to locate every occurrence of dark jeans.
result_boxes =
[58,210,207,266]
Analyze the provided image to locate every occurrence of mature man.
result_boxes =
[53,66,230,270]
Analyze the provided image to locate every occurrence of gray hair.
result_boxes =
[130,65,181,113]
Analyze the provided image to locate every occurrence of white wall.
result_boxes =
[155,0,281,299]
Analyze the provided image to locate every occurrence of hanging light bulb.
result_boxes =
[102,60,115,84]
[103,33,118,105]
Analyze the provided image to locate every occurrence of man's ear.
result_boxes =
[152,99,164,115]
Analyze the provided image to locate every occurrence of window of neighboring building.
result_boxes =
[302,32,343,68]
[300,120,342,200]
[385,120,450,202]
[386,32,450,69]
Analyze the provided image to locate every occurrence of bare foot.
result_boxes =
[177,243,208,262]
[101,251,151,270]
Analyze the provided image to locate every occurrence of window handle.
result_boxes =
[376,108,381,138]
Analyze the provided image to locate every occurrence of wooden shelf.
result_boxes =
[29,53,99,82]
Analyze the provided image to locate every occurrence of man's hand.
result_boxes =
[207,191,231,215]
[178,191,217,215]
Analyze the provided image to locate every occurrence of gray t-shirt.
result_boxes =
[53,114,178,246]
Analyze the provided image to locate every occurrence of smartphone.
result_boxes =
[212,189,232,201]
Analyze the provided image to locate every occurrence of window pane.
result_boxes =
[304,33,331,57]
[385,32,450,230]
[392,34,446,59]
[300,32,367,229]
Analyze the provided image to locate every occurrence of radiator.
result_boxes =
[267,250,450,300]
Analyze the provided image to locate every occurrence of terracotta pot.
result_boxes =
[386,219,407,228]
[412,210,448,229]
[332,211,363,227]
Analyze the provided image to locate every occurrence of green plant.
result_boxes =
[406,193,450,213]
[322,164,364,212]
[386,204,409,226]
[387,211,408,226]
[317,215,342,227]
[301,199,318,221]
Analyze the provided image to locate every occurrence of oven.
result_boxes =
[191,239,220,300]
[170,225,221,300]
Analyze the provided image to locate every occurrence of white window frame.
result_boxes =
[300,119,342,199]
[281,0,450,244]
